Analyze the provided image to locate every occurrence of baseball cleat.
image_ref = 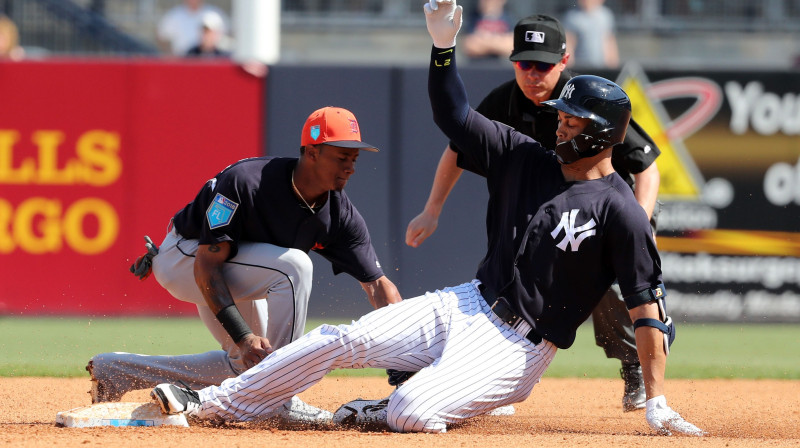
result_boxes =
[151,383,201,416]
[486,404,516,416]
[333,398,390,430]
[269,396,333,427]
[621,362,646,412]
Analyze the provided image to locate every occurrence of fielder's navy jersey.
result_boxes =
[171,157,384,283]
[451,71,660,190]
[429,48,662,349]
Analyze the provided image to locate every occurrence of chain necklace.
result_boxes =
[291,169,316,214]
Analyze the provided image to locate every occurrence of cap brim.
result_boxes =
[509,50,563,64]
[324,140,379,152]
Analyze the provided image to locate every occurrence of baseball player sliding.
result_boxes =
[148,0,703,436]
[404,13,661,412]
[87,106,401,426]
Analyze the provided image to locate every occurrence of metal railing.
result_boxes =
[2,0,157,55]
[278,0,800,32]
[5,0,800,57]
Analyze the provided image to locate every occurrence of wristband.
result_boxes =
[215,304,252,343]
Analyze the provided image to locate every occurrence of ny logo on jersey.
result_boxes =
[550,209,596,252]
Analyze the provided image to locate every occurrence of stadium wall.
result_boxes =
[2,60,798,323]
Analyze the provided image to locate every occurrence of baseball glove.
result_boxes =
[129,235,159,280]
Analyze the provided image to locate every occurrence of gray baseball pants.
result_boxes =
[89,228,313,400]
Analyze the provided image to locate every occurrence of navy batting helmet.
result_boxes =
[543,75,632,164]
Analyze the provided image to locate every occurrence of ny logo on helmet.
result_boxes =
[563,83,575,99]
[550,209,596,252]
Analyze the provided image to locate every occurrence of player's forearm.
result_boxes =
[361,276,402,309]
[629,302,667,399]
[634,327,667,399]
[633,163,660,220]
[195,245,254,343]
[193,244,236,314]
[429,46,470,134]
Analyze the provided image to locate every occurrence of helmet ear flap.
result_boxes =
[554,133,603,164]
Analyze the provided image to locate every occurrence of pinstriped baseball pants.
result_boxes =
[196,280,558,433]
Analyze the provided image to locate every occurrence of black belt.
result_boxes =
[479,285,542,345]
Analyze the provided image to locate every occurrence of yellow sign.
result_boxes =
[617,64,706,201]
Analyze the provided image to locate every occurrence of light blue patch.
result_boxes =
[206,193,238,229]
[104,419,155,427]
[310,125,320,141]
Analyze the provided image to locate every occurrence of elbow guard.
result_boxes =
[633,316,675,356]
[627,283,675,355]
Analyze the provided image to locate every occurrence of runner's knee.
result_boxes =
[386,391,447,433]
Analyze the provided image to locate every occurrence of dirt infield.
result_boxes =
[2,376,798,447]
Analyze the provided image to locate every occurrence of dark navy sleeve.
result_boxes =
[315,198,384,283]
[606,194,663,298]
[197,169,249,258]
[428,46,536,177]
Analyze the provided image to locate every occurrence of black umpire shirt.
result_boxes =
[430,48,663,350]
[172,156,384,283]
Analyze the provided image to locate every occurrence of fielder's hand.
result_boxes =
[423,0,463,49]
[645,395,705,436]
[130,235,159,280]
[237,333,272,370]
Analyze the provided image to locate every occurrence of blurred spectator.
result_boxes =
[563,0,619,69]
[157,0,229,56]
[461,0,514,62]
[186,11,230,58]
[0,14,24,61]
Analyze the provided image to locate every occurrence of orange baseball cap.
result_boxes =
[300,106,379,152]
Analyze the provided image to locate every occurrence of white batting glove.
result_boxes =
[645,395,705,436]
[423,0,463,49]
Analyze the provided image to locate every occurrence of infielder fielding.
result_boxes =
[88,106,402,424]
[404,13,660,411]
[147,0,703,436]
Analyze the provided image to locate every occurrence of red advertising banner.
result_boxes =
[0,60,263,315]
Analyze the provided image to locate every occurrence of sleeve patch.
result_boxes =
[206,193,238,229]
